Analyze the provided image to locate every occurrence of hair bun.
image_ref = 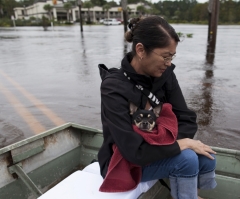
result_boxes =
[125,31,133,43]
[125,17,143,43]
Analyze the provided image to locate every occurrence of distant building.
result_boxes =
[13,0,143,22]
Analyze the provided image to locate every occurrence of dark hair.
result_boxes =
[125,16,180,55]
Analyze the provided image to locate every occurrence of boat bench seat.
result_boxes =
[38,162,157,199]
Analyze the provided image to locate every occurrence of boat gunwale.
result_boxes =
[0,123,103,155]
[211,146,240,156]
[0,123,239,156]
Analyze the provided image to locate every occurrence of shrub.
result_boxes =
[186,33,193,38]
[0,18,12,27]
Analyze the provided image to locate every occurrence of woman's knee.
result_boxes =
[198,154,216,174]
[171,149,199,177]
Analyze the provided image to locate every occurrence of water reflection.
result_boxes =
[198,69,214,127]
[206,45,215,65]
[196,43,216,130]
[79,33,89,76]
[80,32,86,57]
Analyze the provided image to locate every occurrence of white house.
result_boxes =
[13,0,143,22]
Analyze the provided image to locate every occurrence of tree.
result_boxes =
[128,0,142,4]
[18,0,35,7]
[137,5,146,16]
[83,1,94,23]
[102,3,111,19]
[63,2,72,22]
[107,1,117,7]
[149,5,160,16]
[0,0,3,18]
[1,0,17,18]
[191,3,208,22]
[43,4,53,21]
[90,0,107,6]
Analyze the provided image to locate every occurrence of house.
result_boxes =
[13,0,143,23]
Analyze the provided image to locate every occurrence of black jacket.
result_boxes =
[98,53,197,178]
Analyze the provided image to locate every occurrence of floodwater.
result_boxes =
[0,24,240,150]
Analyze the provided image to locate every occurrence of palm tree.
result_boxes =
[83,1,93,23]
[43,4,53,21]
[1,0,17,18]
[102,3,111,19]
[137,5,146,16]
[63,2,72,22]
[0,0,3,18]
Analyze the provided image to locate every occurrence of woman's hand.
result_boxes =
[177,138,216,160]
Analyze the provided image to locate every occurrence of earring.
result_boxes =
[139,57,143,61]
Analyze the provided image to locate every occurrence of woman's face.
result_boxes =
[138,39,177,78]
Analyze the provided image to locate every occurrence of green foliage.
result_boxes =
[219,0,240,24]
[15,18,31,26]
[41,16,50,28]
[64,21,73,25]
[43,4,53,12]
[90,0,107,7]
[177,32,193,38]
[186,33,193,38]
[177,32,184,38]
[0,0,18,18]
[102,3,111,11]
[0,16,50,27]
[17,0,34,7]
[63,2,72,10]
[83,1,94,9]
[137,5,146,15]
[154,0,240,24]
[67,0,78,6]
[0,17,12,27]
[63,2,72,22]
[128,0,149,4]
[83,1,93,23]
[107,1,117,7]
[43,4,53,21]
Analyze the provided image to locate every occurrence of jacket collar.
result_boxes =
[121,52,176,91]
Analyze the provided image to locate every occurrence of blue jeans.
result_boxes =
[141,149,217,199]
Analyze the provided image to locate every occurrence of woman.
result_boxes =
[98,16,217,199]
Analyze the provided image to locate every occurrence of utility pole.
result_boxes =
[121,0,128,33]
[11,15,16,28]
[207,0,220,61]
[77,0,83,32]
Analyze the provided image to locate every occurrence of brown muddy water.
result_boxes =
[0,24,240,150]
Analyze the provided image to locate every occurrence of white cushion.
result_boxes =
[82,162,101,175]
[38,162,157,199]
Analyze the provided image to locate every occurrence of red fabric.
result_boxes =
[133,103,178,145]
[99,144,142,192]
[99,103,178,192]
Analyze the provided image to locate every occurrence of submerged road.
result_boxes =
[0,25,240,150]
